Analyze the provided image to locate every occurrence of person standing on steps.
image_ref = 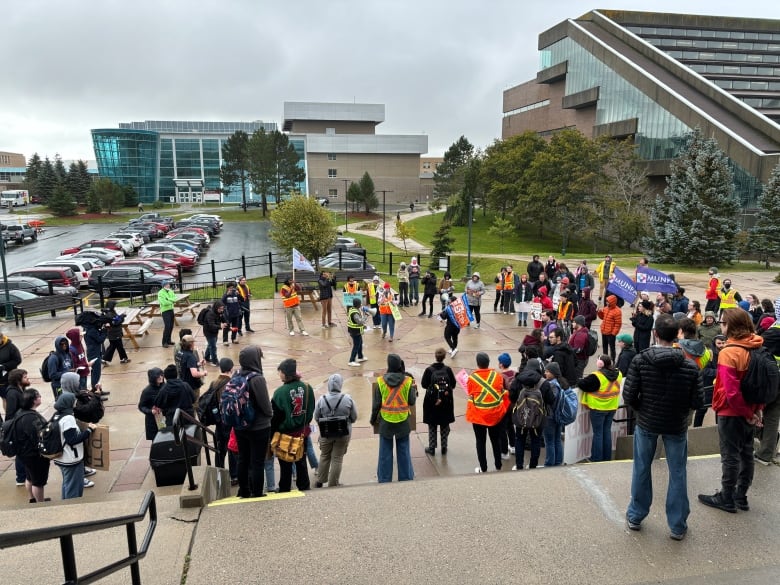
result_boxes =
[408,257,421,306]
[158,280,177,348]
[421,348,456,456]
[467,352,509,474]
[280,277,308,337]
[465,272,485,329]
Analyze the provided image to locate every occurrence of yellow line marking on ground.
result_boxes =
[209,491,305,507]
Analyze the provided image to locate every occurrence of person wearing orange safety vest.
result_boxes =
[280,278,308,337]
[236,275,254,334]
[576,354,623,462]
[717,278,742,316]
[502,265,519,314]
[466,352,510,473]
[343,275,360,295]
[370,353,417,483]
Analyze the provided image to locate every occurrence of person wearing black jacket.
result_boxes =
[202,301,226,367]
[317,270,337,328]
[13,388,51,503]
[5,368,31,485]
[526,255,544,283]
[631,300,655,352]
[756,321,780,464]
[154,364,196,427]
[102,300,130,364]
[419,271,438,318]
[544,330,577,383]
[138,367,164,440]
[222,282,242,345]
[623,313,703,540]
[0,332,22,419]
[420,348,456,456]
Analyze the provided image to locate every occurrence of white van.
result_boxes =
[0,190,29,207]
[35,258,96,288]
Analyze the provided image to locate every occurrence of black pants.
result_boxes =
[469,304,481,324]
[705,299,721,314]
[602,333,616,361]
[493,290,503,311]
[240,302,251,331]
[473,422,503,472]
[421,293,435,316]
[502,290,514,313]
[214,423,237,480]
[516,427,542,469]
[235,427,270,497]
[398,282,409,306]
[279,457,310,492]
[500,411,516,455]
[223,315,240,342]
[161,310,174,346]
[718,415,755,499]
[444,323,459,350]
[103,338,128,362]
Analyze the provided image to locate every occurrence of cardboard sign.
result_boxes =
[530,302,542,322]
[343,293,363,308]
[78,423,110,471]
[389,303,402,321]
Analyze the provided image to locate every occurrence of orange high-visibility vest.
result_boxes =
[581,371,622,411]
[378,376,412,422]
[466,370,508,426]
[503,271,515,291]
[379,292,393,314]
[344,281,360,294]
[495,273,503,291]
[281,284,300,308]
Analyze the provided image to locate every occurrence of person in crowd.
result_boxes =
[378,282,397,342]
[280,277,308,336]
[317,270,337,329]
[757,315,776,335]
[497,352,516,460]
[47,335,74,400]
[676,318,716,428]
[236,275,254,334]
[138,367,164,441]
[82,313,107,390]
[53,392,97,500]
[13,388,51,503]
[698,309,763,513]
[597,295,622,360]
[202,301,226,367]
[370,353,416,482]
[173,328,199,369]
[545,328,577,383]
[408,257,421,306]
[397,262,410,307]
[532,287,553,329]
[515,273,534,327]
[438,271,454,311]
[687,300,703,327]
[158,280,177,348]
[272,359,315,492]
[576,266,595,297]
[154,364,196,427]
[313,373,358,487]
[467,352,509,474]
[419,270,438,318]
[756,319,780,465]
[577,287,598,329]
[698,311,720,348]
[178,335,207,398]
[0,331,22,415]
[577,354,622,462]
[594,255,616,301]
[717,278,742,315]
[542,362,568,467]
[234,345,273,498]
[624,313,703,540]
[439,293,463,358]
[66,327,90,390]
[671,288,690,315]
[544,256,557,281]
[343,274,360,295]
[5,368,31,486]
[365,275,382,330]
[519,329,544,369]
[222,281,242,345]
[502,265,518,314]
[532,272,550,297]
[540,310,558,347]
[759,298,776,323]
[207,358,238,486]
[347,298,369,367]
[421,348,456,457]
[465,272,485,329]
[556,290,575,338]
[616,333,637,377]
[101,300,130,364]
[526,255,544,283]
[493,267,506,313]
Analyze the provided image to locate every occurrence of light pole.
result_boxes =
[341,179,350,233]
[466,191,473,278]
[375,190,393,259]
[0,237,13,319]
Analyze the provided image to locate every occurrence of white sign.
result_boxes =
[563,389,629,464]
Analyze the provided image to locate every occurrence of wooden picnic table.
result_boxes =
[141,293,197,319]
[119,307,154,350]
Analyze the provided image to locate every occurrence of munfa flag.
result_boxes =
[635,265,679,294]
[606,266,637,304]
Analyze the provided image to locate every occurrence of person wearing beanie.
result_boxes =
[370,353,417,482]
[577,354,623,463]
[496,352,516,460]
[272,358,315,492]
[154,363,196,427]
[466,352,509,474]
[378,282,397,342]
[138,367,165,440]
[597,295,622,361]
[313,373,358,487]
[698,311,720,349]
[757,315,776,335]
[421,348,456,456]
[616,333,637,377]
[397,262,410,307]
[465,272,486,328]
[202,358,238,485]
[568,315,591,380]
[514,273,534,328]
[53,392,97,500]
[408,257,421,306]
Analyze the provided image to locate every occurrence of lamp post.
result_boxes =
[466,191,473,278]
[0,237,13,320]
[341,179,350,233]
[375,189,393,259]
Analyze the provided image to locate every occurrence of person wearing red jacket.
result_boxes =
[533,287,553,329]
[705,267,721,314]
[597,295,622,361]
[698,308,764,513]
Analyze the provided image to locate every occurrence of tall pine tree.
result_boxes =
[750,164,780,268]
[645,128,739,265]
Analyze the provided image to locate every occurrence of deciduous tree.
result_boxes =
[269,194,337,269]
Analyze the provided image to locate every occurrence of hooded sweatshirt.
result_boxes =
[578,287,598,328]
[155,374,196,427]
[314,374,358,434]
[371,354,417,437]
[598,295,622,335]
[48,335,74,387]
[713,334,765,419]
[138,367,164,439]
[60,372,81,395]
[53,391,92,465]
[66,327,90,380]
[0,335,22,387]
[238,346,273,431]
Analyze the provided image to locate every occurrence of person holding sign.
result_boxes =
[439,294,463,357]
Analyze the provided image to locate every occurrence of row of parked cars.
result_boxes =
[2,213,222,302]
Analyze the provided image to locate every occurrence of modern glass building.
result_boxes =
[502,10,780,215]
[92,120,279,204]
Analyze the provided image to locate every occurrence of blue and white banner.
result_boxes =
[635,266,678,294]
[292,248,315,272]
[606,267,637,304]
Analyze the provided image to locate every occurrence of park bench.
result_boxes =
[12,295,84,327]
[274,270,377,309]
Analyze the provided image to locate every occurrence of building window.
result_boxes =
[422,162,431,169]
[328,189,338,196]
[328,168,337,178]
[326,127,336,135]
[328,153,337,160]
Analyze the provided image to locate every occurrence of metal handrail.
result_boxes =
[172,408,219,491]
[0,490,157,585]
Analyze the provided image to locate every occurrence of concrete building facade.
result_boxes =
[0,151,27,192]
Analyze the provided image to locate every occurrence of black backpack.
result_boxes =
[318,394,350,438]
[38,414,64,460]
[428,368,452,401]
[512,386,546,431]
[587,329,599,356]
[197,381,221,426]
[197,306,210,326]
[40,351,58,383]
[737,346,780,405]
[74,391,105,423]
[0,412,35,457]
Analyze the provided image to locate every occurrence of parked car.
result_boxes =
[188,213,223,228]
[9,266,79,288]
[165,239,202,254]
[109,231,147,246]
[320,251,368,262]
[59,248,120,265]
[1,223,38,244]
[60,240,124,256]
[131,256,180,274]
[139,243,198,260]
[318,257,375,271]
[89,267,170,297]
[137,213,173,225]
[114,259,177,278]
[102,237,135,255]
[35,259,96,288]
[315,197,330,206]
[166,231,209,246]
[0,289,41,303]
[147,251,197,270]
[1,275,78,296]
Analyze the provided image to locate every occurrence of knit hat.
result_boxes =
[574,315,586,326]
[738,300,750,311]
[181,334,195,344]
[704,311,716,320]
[759,316,776,331]
[219,357,234,373]
[641,300,654,311]
[497,353,511,367]
[545,362,561,377]
[561,277,569,285]
[472,272,480,278]
[383,282,390,289]
[327,373,343,393]
[372,275,380,282]
[617,333,633,345]
[672,312,687,321]
[164,364,178,379]
[277,359,297,379]
[387,353,403,373]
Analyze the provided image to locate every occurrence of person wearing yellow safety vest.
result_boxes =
[576,354,623,462]
[236,275,254,334]
[370,353,417,482]
[280,278,308,337]
[594,255,617,302]
[346,297,368,367]
[364,276,382,330]
[466,352,510,473]
[717,278,742,317]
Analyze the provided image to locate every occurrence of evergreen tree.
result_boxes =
[53,154,67,185]
[750,164,780,268]
[430,222,455,269]
[23,153,42,197]
[76,160,92,199]
[38,157,57,202]
[220,130,251,211]
[645,128,739,265]
[85,186,102,213]
[122,184,139,207]
[358,172,378,213]
[346,182,361,212]
[48,184,77,216]
[433,136,474,206]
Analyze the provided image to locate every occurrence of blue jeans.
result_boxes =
[265,455,276,492]
[627,425,690,536]
[590,409,615,461]
[380,313,395,338]
[204,334,218,364]
[349,334,363,362]
[543,420,564,467]
[58,461,85,499]
[409,279,419,304]
[377,434,413,483]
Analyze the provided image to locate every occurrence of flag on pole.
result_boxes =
[635,266,679,294]
[606,267,637,304]
[292,248,315,272]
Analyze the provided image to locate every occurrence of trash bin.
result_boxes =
[149,425,202,487]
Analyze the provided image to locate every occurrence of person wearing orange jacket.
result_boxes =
[597,294,622,361]
[466,352,509,474]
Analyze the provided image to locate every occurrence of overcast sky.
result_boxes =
[3,0,779,163]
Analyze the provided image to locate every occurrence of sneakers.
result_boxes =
[232,340,239,344]
[474,323,480,329]
[348,361,361,367]
[418,312,426,317]
[509,446,516,455]
[224,341,230,346]
[357,357,368,362]
[698,491,737,513]
[322,324,329,329]
[246,328,256,333]
[501,452,510,460]
[511,465,523,471]
[450,348,458,357]
[424,447,435,455]
[625,514,641,531]
[474,467,483,474]
[289,331,295,336]
[301,331,309,336]
[754,455,772,466]
[15,480,25,486]
[84,467,97,477]
[670,531,687,541]
[83,479,95,488]
[120,358,131,364]
[734,496,750,511]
